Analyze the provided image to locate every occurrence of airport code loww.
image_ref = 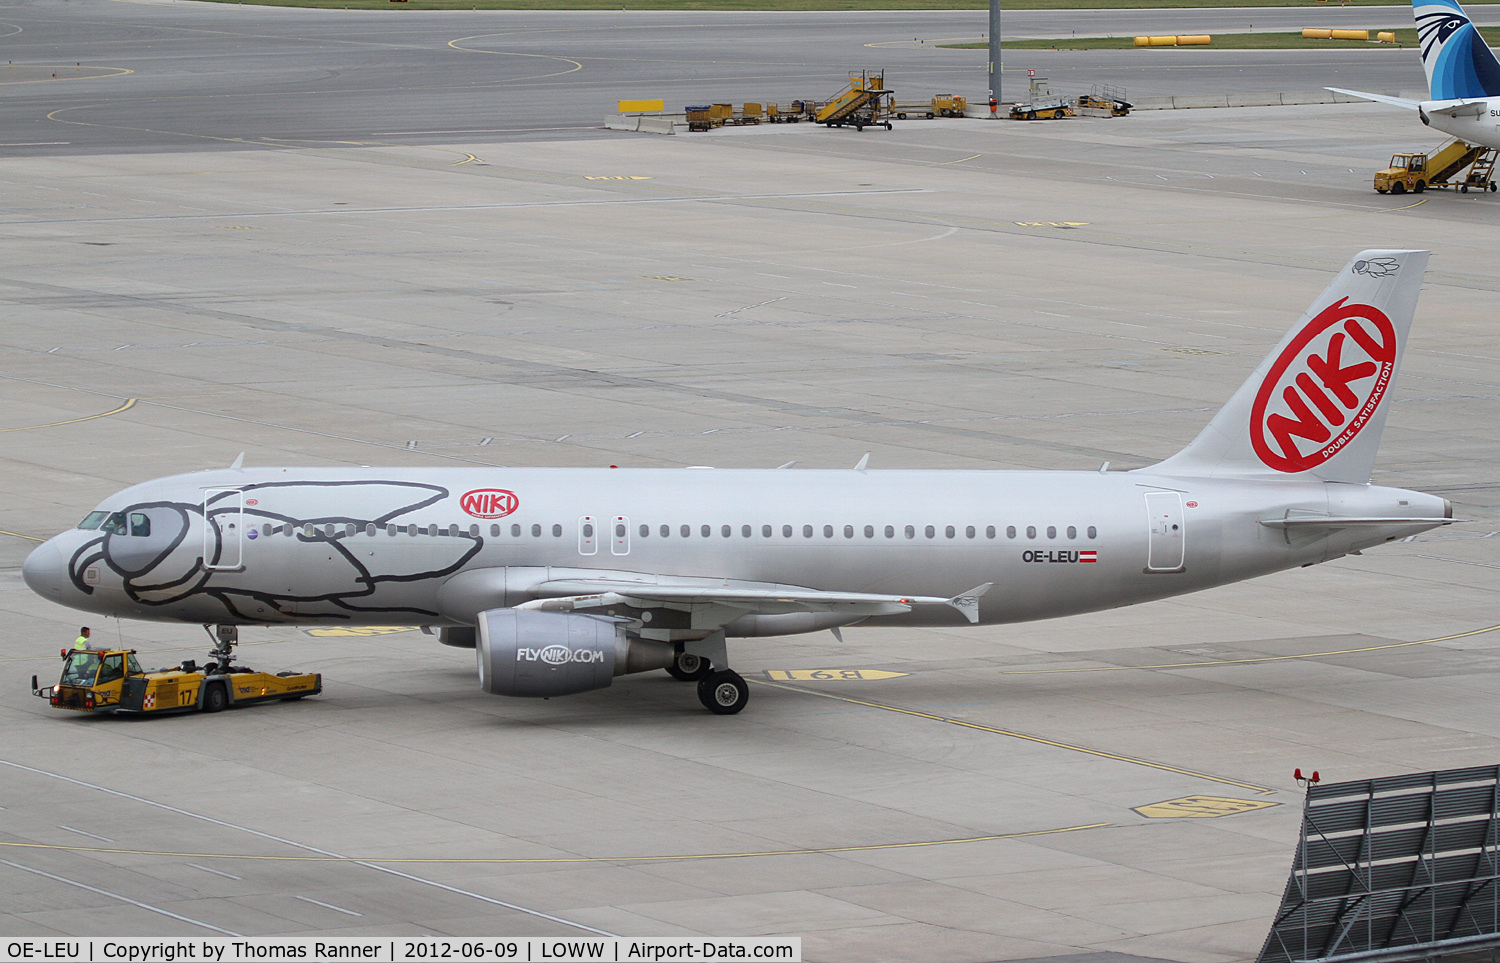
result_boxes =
[0,941,801,963]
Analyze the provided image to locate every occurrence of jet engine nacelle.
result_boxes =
[475,608,674,698]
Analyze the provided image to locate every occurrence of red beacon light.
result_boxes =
[1294,768,1321,788]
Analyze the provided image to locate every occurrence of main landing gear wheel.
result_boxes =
[697,670,749,715]
[667,651,712,681]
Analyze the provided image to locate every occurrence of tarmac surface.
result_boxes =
[0,0,1470,155]
[5,2,1500,962]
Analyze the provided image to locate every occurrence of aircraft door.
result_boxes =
[579,516,598,556]
[203,488,244,570]
[611,516,630,555]
[1144,491,1185,573]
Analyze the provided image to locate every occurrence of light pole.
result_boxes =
[988,0,1001,111]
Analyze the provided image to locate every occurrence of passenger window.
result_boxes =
[660,524,670,538]
[905,525,915,539]
[742,525,752,538]
[844,525,853,539]
[864,525,874,538]
[490,524,500,537]
[803,525,813,538]
[924,525,935,539]
[531,524,542,537]
[616,523,627,538]
[1087,526,1097,539]
[1047,526,1057,539]
[681,524,690,538]
[262,524,273,536]
[822,525,832,538]
[703,525,712,538]
[783,525,793,538]
[1006,526,1016,538]
[583,523,594,538]
[640,524,649,537]
[78,511,107,531]
[722,525,731,537]
[945,526,955,539]
[303,524,315,537]
[966,526,975,539]
[762,525,772,537]
[469,524,479,537]
[367,524,377,536]
[1067,525,1076,539]
[1026,526,1036,539]
[445,524,456,537]
[986,525,996,539]
[511,524,521,537]
[552,524,562,537]
[885,525,895,538]
[129,513,151,537]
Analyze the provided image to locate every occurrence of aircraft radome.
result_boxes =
[22,250,1453,715]
[1331,0,1500,152]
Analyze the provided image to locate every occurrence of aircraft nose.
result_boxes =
[22,539,66,598]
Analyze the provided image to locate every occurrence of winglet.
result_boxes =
[945,583,992,624]
[230,452,245,470]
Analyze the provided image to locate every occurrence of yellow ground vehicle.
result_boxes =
[1010,102,1074,120]
[816,70,894,131]
[33,646,320,715]
[1374,140,1496,194]
[893,94,968,120]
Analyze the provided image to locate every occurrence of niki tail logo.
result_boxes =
[460,489,519,519]
[1250,298,1396,473]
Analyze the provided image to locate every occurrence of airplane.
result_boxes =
[1330,0,1500,151]
[21,250,1454,715]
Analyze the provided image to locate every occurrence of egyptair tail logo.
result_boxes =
[1249,298,1397,474]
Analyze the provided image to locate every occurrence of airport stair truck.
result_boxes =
[1374,138,1498,193]
[32,630,320,716]
[816,70,894,131]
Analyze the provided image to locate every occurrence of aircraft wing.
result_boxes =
[1326,87,1423,110]
[518,577,992,624]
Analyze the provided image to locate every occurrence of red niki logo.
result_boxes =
[460,489,519,519]
[1249,298,1397,474]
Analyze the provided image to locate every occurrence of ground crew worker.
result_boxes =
[73,627,91,650]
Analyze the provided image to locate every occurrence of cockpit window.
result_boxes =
[78,511,107,530]
[98,512,128,536]
[129,513,151,537]
[60,652,100,686]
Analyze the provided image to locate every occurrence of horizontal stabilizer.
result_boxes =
[1326,87,1422,109]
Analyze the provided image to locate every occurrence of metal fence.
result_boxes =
[1259,765,1500,963]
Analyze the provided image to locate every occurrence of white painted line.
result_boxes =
[0,858,240,935]
[58,825,114,842]
[188,863,242,880]
[368,127,597,135]
[1,759,616,937]
[296,895,362,916]
[0,142,68,146]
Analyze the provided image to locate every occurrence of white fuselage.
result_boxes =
[1423,99,1500,148]
[21,466,1450,634]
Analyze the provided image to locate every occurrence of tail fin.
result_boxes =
[1151,250,1427,484]
[1415,0,1500,100]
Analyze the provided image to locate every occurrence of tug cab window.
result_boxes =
[97,654,125,686]
[60,652,100,686]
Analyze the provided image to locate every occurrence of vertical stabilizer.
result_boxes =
[1415,0,1500,99]
[1150,250,1427,484]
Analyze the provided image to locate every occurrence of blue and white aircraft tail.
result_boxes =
[1329,0,1500,150]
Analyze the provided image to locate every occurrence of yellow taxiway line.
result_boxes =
[756,679,1276,794]
[0,397,136,434]
[0,822,1109,864]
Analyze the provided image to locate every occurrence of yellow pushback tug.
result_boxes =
[33,627,319,716]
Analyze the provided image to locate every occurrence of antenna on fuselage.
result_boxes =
[854,453,870,472]
[229,452,245,470]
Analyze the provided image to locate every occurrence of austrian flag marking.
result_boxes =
[460,488,519,519]
[1079,551,1098,563]
[1249,298,1397,474]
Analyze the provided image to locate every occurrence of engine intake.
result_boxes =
[476,608,674,698]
